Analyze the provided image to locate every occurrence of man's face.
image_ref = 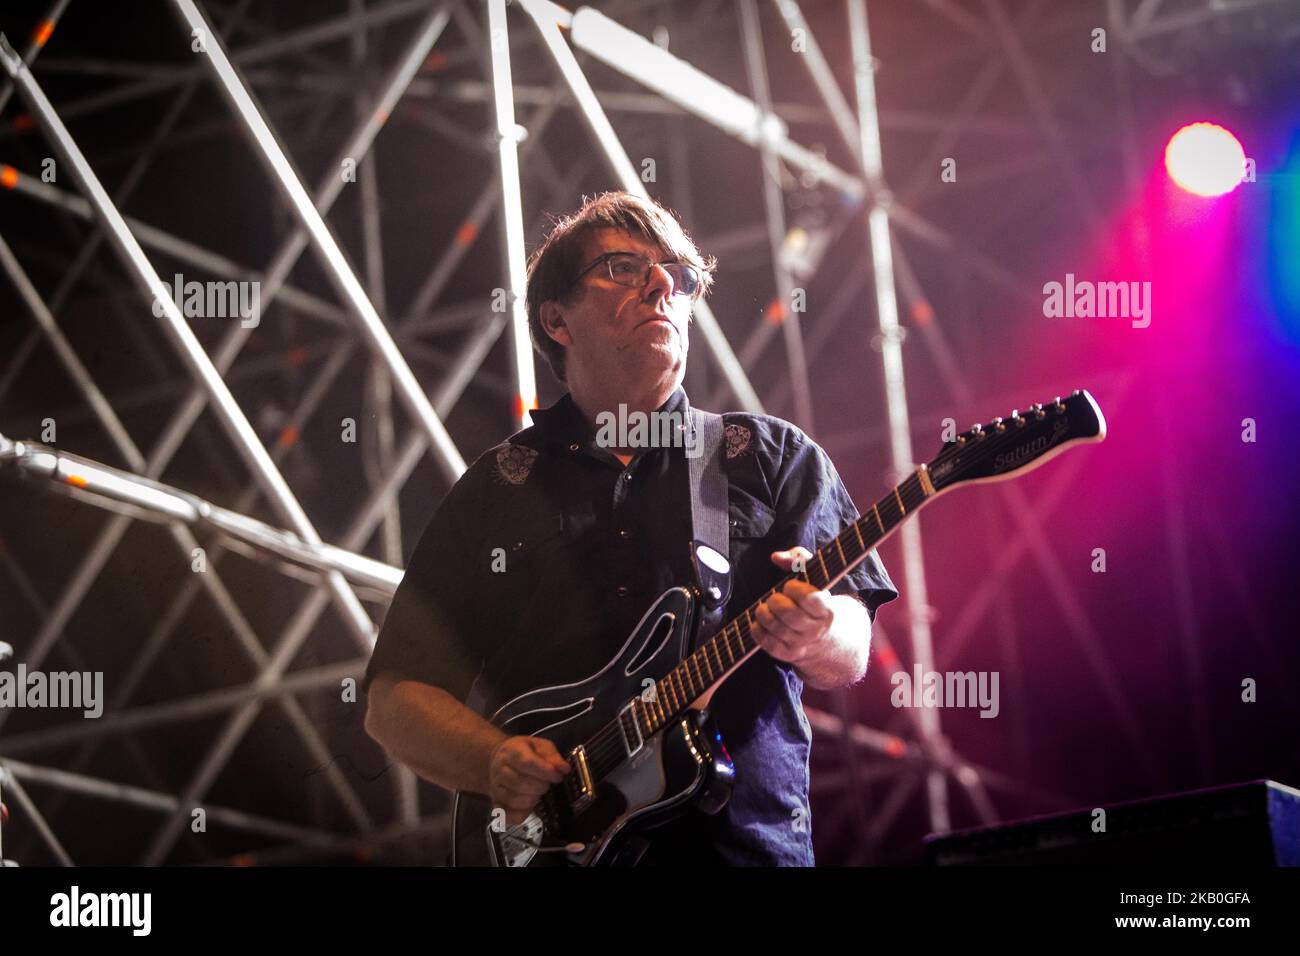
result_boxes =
[540,227,694,391]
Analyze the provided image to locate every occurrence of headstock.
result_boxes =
[925,390,1106,492]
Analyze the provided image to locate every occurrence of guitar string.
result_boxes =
[574,472,939,769]
[549,415,1072,797]
[570,480,934,778]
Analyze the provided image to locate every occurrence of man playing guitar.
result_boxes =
[363,191,897,865]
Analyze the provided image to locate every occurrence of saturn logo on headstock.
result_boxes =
[993,417,1069,472]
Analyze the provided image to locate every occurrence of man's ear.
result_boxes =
[539,300,573,347]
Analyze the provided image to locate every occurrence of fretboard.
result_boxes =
[618,465,934,744]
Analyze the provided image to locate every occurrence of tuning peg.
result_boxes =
[972,423,986,439]
[1053,396,1065,412]
[1011,409,1026,427]
[991,417,1006,432]
[1033,403,1045,419]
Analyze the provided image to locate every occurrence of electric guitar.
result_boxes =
[452,390,1107,866]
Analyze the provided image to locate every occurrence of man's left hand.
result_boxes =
[751,547,836,665]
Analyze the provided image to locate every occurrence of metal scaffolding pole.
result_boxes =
[0,764,73,866]
[518,0,764,414]
[0,33,377,670]
[401,93,563,324]
[0,0,70,116]
[130,307,509,866]
[846,0,948,833]
[487,0,539,431]
[0,2,453,741]
[738,0,815,432]
[24,308,507,817]
[0,437,404,592]
[0,0,258,410]
[0,169,351,325]
[170,0,466,484]
[0,758,341,848]
[0,659,365,755]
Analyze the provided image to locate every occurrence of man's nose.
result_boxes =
[643,262,674,301]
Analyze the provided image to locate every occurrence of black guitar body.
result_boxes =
[451,586,737,867]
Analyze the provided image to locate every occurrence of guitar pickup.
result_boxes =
[617,700,644,758]
[571,745,594,801]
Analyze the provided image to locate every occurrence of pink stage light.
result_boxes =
[1164,122,1246,197]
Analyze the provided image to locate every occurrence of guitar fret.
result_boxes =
[710,638,725,676]
[853,520,865,551]
[872,503,883,533]
[816,550,829,586]
[834,536,847,567]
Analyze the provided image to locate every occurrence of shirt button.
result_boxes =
[617,528,631,540]
[623,472,632,482]
[568,442,579,452]
[615,585,628,597]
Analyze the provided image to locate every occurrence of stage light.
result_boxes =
[1164,123,1245,197]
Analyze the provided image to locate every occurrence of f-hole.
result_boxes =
[624,612,677,676]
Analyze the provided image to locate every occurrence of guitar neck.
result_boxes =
[626,466,934,740]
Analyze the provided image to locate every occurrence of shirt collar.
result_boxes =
[527,384,693,455]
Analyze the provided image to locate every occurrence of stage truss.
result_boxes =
[0,0,1286,865]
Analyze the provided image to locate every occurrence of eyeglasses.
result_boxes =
[570,251,702,298]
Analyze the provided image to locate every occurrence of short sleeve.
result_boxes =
[362,475,484,701]
[772,433,899,621]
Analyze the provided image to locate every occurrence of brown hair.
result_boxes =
[524,191,716,382]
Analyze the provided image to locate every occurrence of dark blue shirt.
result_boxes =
[364,385,898,865]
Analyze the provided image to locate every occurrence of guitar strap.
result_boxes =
[685,406,731,654]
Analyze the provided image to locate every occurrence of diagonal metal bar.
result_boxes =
[517,0,763,413]
[0,758,342,850]
[171,0,466,484]
[28,307,504,805]
[0,2,453,736]
[402,93,564,324]
[0,0,71,116]
[0,34,377,675]
[0,0,439,139]
[0,169,351,326]
[0,0,259,413]
[982,0,1103,237]
[133,314,506,864]
[0,659,365,755]
[0,764,74,865]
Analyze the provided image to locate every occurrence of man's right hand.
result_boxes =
[488,736,571,827]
